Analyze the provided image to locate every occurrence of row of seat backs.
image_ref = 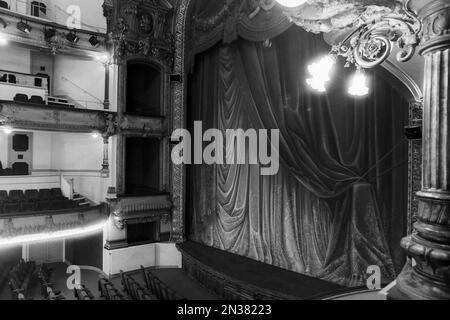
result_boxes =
[74,285,95,300]
[0,163,29,176]
[120,271,157,300]
[0,199,77,214]
[8,260,36,300]
[0,188,65,203]
[140,266,185,301]
[98,277,129,300]
[13,93,45,105]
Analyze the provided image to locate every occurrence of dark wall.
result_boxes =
[125,137,161,195]
[65,232,103,269]
[0,245,22,266]
[126,62,162,117]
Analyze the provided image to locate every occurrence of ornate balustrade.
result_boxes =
[0,203,107,245]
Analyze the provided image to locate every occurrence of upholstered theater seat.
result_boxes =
[3,202,21,214]
[13,93,28,103]
[25,189,39,202]
[21,202,35,212]
[0,190,8,203]
[29,95,45,104]
[50,188,66,200]
[35,201,50,211]
[49,200,65,211]
[38,189,53,200]
[9,190,25,203]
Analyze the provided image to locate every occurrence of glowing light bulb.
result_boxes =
[348,69,369,97]
[95,53,110,64]
[276,0,308,8]
[306,55,335,92]
[2,126,12,134]
[91,132,100,139]
[0,33,8,46]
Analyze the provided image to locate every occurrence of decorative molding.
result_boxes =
[108,0,175,68]
[0,102,116,133]
[119,114,166,137]
[408,101,423,235]
[108,194,172,230]
[383,60,423,102]
[418,0,450,54]
[0,204,107,239]
[169,0,191,243]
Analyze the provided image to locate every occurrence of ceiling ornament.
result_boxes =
[279,0,421,68]
[275,0,421,95]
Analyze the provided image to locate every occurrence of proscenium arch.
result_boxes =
[169,0,422,242]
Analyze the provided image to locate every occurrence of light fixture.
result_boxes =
[2,126,12,134]
[306,55,335,92]
[44,27,56,40]
[275,0,307,8]
[89,35,100,47]
[348,69,369,97]
[91,132,100,139]
[279,1,421,97]
[17,20,32,33]
[66,31,79,43]
[0,33,7,46]
[95,53,110,64]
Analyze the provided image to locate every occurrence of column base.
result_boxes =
[388,239,450,300]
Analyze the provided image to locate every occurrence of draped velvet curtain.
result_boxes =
[186,26,408,287]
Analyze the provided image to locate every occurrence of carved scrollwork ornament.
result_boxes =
[329,0,422,69]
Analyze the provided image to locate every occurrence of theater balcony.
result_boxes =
[103,192,180,276]
[0,1,106,58]
[0,193,108,247]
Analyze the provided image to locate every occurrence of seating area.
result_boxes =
[120,271,157,300]
[98,277,129,300]
[37,264,65,300]
[141,266,185,300]
[0,161,29,176]
[10,94,75,108]
[0,263,11,294]
[8,259,36,300]
[0,188,82,214]
[74,285,95,301]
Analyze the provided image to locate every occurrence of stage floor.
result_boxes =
[178,241,346,300]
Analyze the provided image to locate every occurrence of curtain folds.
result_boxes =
[187,26,408,287]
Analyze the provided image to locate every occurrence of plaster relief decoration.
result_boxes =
[108,194,172,230]
[105,0,175,68]
[279,0,395,33]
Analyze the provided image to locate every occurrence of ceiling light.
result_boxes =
[17,21,32,33]
[89,35,100,47]
[66,31,79,43]
[348,69,370,97]
[91,132,100,139]
[275,0,308,8]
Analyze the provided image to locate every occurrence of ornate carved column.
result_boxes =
[103,65,110,110]
[389,0,450,300]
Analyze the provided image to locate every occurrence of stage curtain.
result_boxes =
[187,26,408,286]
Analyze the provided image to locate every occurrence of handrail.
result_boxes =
[60,76,103,104]
[60,173,74,200]
[0,203,106,220]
